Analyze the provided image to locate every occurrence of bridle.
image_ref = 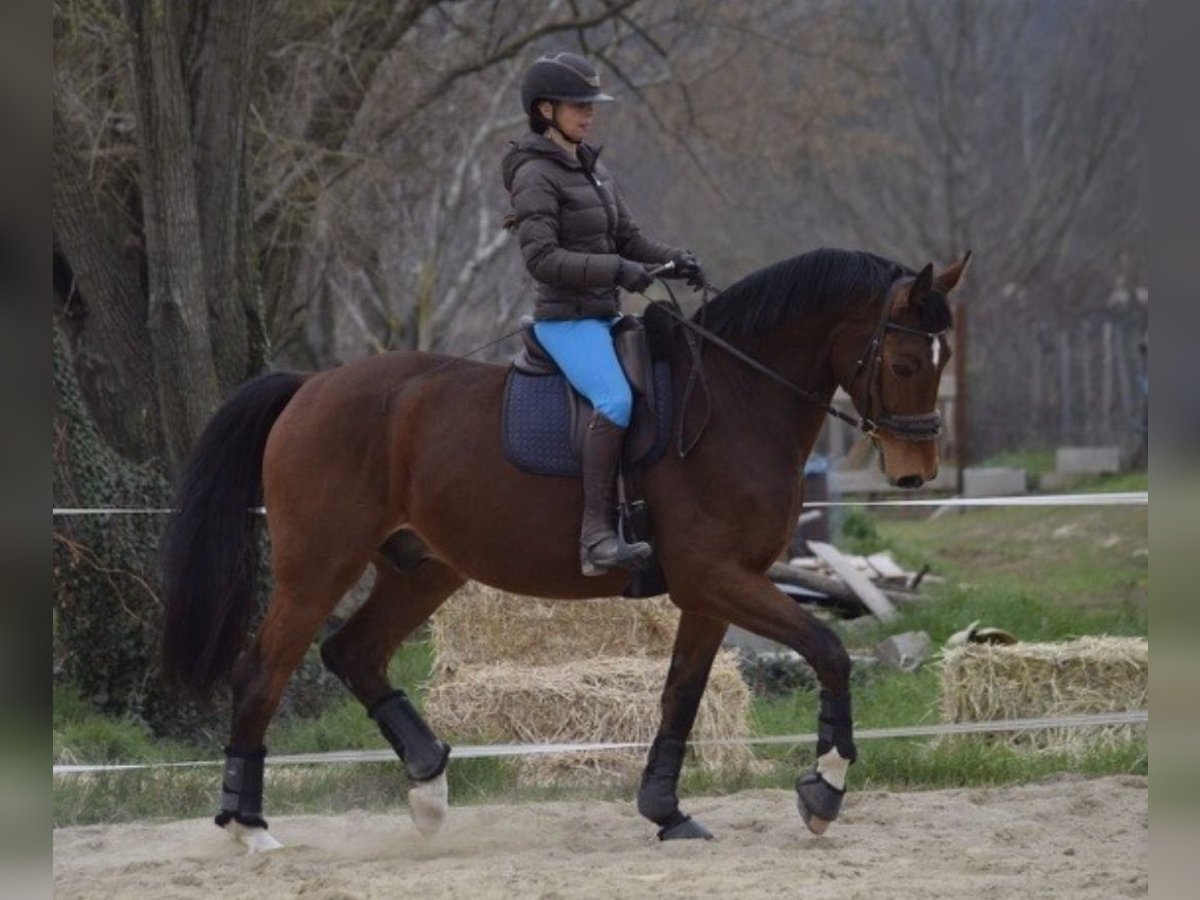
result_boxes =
[655,273,948,449]
[845,275,949,442]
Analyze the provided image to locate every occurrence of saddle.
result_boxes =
[503,314,672,478]
[502,310,675,598]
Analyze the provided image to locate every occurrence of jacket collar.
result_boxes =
[523,135,604,172]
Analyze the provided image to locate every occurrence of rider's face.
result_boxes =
[542,100,594,142]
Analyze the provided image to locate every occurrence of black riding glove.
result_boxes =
[667,250,706,290]
[615,259,653,293]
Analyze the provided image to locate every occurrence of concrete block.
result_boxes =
[874,630,933,672]
[962,466,1027,497]
[1056,445,1121,475]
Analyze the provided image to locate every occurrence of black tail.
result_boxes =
[160,371,306,695]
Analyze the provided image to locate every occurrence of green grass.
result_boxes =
[1069,469,1148,493]
[868,471,1148,616]
[54,683,198,766]
[54,475,1148,825]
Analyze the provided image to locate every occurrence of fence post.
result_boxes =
[1058,329,1072,442]
[1115,327,1133,424]
[1080,320,1095,443]
[953,301,968,492]
[1101,320,1114,440]
[1030,325,1043,443]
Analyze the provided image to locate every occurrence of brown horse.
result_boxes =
[161,247,969,851]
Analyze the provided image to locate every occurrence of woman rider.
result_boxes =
[502,51,703,577]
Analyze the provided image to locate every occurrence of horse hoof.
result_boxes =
[800,811,831,836]
[225,820,285,853]
[796,769,844,836]
[658,815,714,841]
[408,771,448,837]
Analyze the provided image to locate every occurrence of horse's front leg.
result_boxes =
[638,609,728,840]
[675,568,857,835]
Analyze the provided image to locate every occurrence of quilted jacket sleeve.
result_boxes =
[511,164,622,289]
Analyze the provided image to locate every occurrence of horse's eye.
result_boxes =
[890,361,917,378]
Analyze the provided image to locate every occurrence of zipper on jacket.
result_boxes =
[585,171,617,252]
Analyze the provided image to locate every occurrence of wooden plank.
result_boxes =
[770,561,921,613]
[807,541,898,622]
[769,561,853,600]
[866,552,907,580]
[846,554,872,572]
[787,557,822,569]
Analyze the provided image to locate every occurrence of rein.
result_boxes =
[662,299,873,432]
[650,275,947,449]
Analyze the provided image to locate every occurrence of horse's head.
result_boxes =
[833,252,970,488]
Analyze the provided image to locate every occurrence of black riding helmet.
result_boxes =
[521,52,613,140]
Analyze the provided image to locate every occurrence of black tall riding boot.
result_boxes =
[579,412,652,576]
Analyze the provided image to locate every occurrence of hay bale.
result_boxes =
[940,636,1147,752]
[425,653,753,785]
[430,581,678,675]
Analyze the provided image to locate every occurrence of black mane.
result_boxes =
[694,248,952,337]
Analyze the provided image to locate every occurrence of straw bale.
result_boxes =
[425,652,753,786]
[939,636,1147,752]
[430,581,678,675]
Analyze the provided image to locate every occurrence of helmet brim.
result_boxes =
[542,91,614,104]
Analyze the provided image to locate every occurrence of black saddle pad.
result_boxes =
[502,361,673,477]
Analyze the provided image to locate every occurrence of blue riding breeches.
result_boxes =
[533,317,633,427]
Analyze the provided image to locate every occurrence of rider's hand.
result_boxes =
[615,259,653,293]
[667,250,706,290]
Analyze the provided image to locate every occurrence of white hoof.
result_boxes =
[408,772,448,837]
[225,820,285,853]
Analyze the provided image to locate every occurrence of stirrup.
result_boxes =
[580,534,651,576]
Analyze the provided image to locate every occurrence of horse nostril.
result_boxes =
[896,475,924,489]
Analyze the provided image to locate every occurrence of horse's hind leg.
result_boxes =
[638,610,728,840]
[319,557,465,835]
[221,550,371,852]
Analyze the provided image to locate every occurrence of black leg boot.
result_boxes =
[579,412,652,576]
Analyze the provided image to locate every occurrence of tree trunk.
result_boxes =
[52,106,160,461]
[186,0,269,390]
[123,0,221,477]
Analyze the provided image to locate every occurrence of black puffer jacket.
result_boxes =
[502,135,679,320]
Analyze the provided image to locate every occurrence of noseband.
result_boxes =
[848,277,948,442]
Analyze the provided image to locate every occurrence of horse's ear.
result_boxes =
[914,263,934,296]
[934,250,972,294]
[895,264,934,313]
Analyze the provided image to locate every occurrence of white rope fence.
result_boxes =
[805,491,1147,508]
[50,491,1147,517]
[52,710,1148,775]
